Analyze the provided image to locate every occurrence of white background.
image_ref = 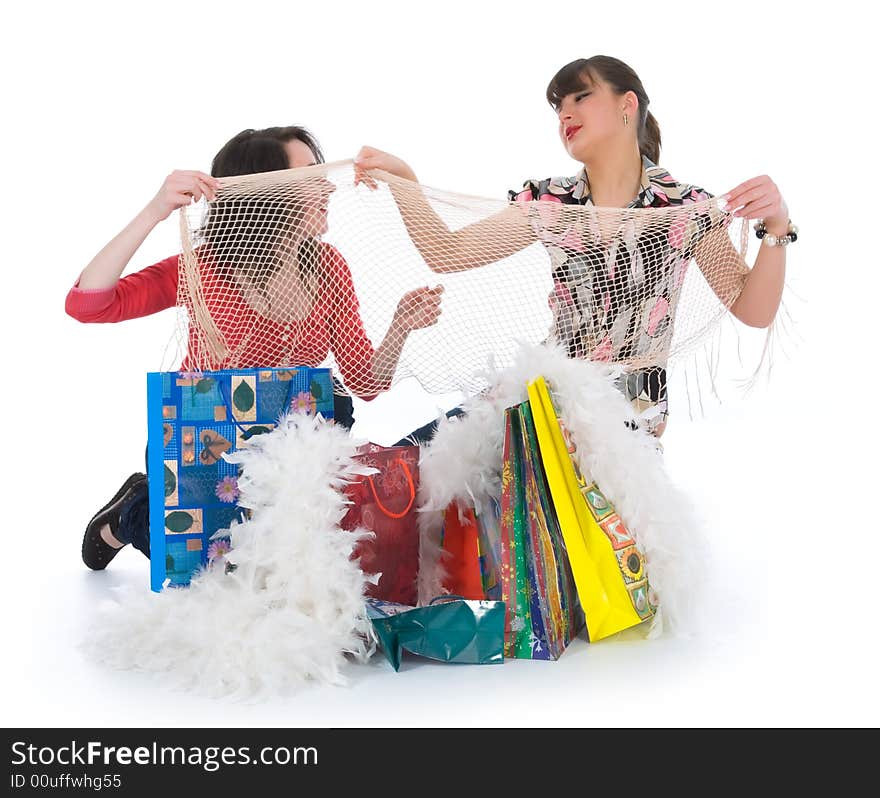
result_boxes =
[1,0,876,726]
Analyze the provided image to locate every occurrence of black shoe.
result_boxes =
[82,473,148,570]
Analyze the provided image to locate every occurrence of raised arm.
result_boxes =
[76,170,220,290]
[354,146,536,273]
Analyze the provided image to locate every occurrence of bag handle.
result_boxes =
[366,457,416,519]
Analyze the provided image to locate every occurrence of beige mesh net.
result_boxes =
[177,160,751,406]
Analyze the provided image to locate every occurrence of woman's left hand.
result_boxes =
[393,285,444,332]
[723,175,789,235]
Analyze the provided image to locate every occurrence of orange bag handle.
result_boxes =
[367,458,416,519]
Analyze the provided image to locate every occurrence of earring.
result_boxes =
[623,113,629,126]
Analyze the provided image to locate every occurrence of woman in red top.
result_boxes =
[67,125,443,570]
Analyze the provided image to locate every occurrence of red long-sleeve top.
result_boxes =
[65,243,382,398]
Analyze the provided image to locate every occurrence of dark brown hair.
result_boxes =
[210,125,324,178]
[546,56,661,164]
[199,125,326,302]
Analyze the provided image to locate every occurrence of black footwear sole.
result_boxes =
[82,473,148,570]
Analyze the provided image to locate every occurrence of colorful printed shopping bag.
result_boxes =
[147,367,334,591]
[366,596,505,671]
[500,408,533,658]
[527,376,656,641]
[475,499,503,601]
[341,443,421,606]
[499,404,582,661]
[518,401,582,658]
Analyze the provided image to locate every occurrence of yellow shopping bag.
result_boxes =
[527,377,656,641]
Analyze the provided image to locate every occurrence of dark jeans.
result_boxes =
[332,386,355,430]
[393,407,465,447]
[115,381,356,560]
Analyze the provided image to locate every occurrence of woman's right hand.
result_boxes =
[354,146,417,189]
[147,170,221,221]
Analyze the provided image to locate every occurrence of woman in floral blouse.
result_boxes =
[355,55,791,436]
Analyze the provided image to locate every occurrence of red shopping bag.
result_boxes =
[342,444,420,605]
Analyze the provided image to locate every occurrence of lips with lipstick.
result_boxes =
[565,124,583,141]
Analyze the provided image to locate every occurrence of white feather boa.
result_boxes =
[417,344,708,637]
[85,345,707,698]
[84,413,377,698]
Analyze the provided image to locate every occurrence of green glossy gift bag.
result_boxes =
[366,596,505,671]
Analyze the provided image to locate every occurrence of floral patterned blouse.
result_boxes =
[509,155,716,432]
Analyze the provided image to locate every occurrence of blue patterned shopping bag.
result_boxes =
[146,367,334,591]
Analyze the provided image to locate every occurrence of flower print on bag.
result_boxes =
[215,475,240,503]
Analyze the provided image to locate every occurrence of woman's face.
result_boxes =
[284,138,318,169]
[284,138,334,237]
[556,76,632,163]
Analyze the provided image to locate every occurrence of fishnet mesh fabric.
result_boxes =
[178,160,750,396]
